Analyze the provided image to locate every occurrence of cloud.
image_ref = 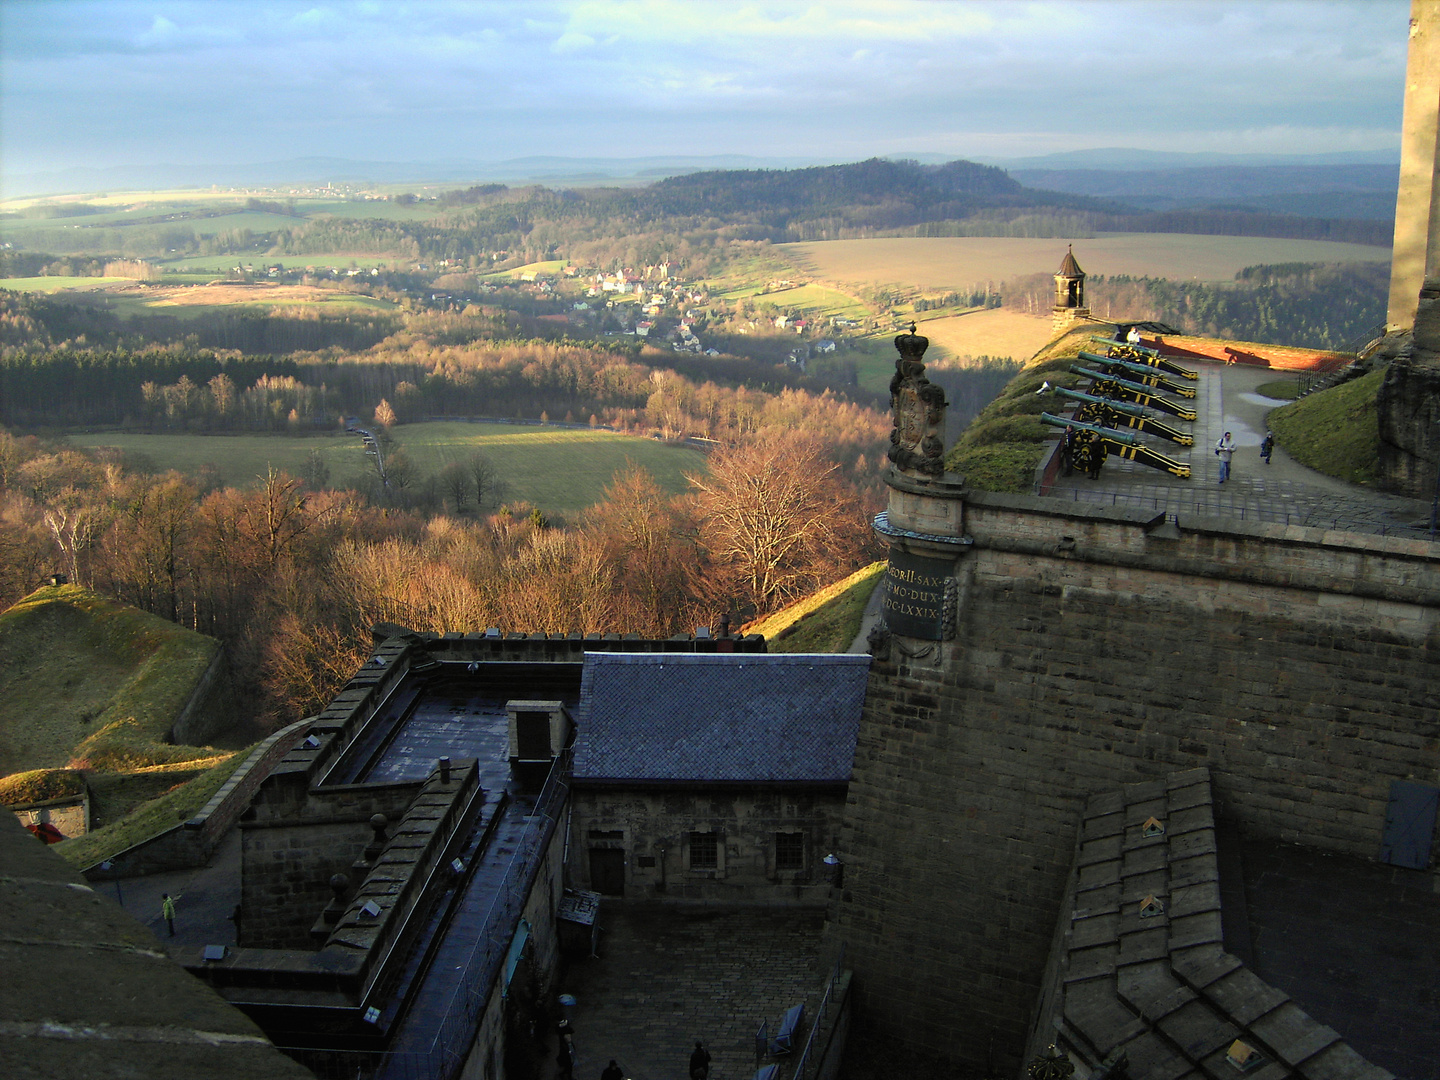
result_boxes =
[0,0,1408,181]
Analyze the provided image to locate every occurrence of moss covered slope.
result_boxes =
[0,584,220,776]
[943,322,1104,492]
[1268,369,1384,485]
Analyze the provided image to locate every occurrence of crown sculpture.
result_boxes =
[887,323,948,477]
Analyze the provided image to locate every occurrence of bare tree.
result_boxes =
[468,452,508,509]
[688,431,865,615]
[440,461,471,511]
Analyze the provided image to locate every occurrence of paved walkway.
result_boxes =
[553,903,829,1080]
[101,822,243,960]
[1049,360,1434,537]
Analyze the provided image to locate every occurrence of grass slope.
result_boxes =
[944,322,1103,492]
[57,748,248,868]
[1267,369,1384,485]
[69,424,707,515]
[0,585,220,775]
[744,562,885,653]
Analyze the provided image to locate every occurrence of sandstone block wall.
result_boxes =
[832,494,1439,1073]
[569,786,846,903]
[240,769,420,948]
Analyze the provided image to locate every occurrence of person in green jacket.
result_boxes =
[162,893,178,937]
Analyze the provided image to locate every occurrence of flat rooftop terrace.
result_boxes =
[1047,361,1433,539]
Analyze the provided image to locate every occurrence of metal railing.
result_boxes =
[389,748,572,1080]
[279,750,573,1080]
[791,944,848,1080]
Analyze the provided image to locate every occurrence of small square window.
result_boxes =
[689,831,719,870]
[775,833,804,871]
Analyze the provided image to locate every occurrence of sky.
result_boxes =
[0,0,1412,187]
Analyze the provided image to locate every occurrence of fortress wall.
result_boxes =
[833,494,1439,1072]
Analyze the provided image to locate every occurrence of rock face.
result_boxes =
[1377,280,1440,498]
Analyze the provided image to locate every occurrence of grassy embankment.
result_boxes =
[744,562,885,653]
[1267,369,1385,485]
[69,424,706,516]
[943,322,1104,492]
[0,584,242,865]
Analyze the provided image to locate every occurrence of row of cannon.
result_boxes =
[1043,337,1200,480]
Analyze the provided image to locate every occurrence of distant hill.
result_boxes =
[1009,164,1399,221]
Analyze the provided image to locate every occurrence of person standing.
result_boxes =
[161,893,177,937]
[1126,326,1142,344]
[689,1041,711,1080]
[1260,431,1274,465]
[1215,431,1235,483]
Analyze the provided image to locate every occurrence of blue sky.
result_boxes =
[0,0,1410,182]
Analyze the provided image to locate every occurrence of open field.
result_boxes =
[127,281,399,313]
[162,253,401,272]
[917,309,1057,364]
[0,275,130,292]
[759,282,871,321]
[848,309,1057,393]
[3,279,403,318]
[781,235,1391,290]
[485,259,569,279]
[67,423,707,515]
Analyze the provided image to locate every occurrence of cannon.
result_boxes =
[1089,336,1199,379]
[1042,413,1191,479]
[1053,387,1194,445]
[1070,365,1199,421]
[1077,351,1197,398]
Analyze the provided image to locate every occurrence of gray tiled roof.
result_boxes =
[573,653,871,784]
[1042,768,1395,1080]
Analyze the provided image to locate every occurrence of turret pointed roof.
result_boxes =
[1057,244,1084,278]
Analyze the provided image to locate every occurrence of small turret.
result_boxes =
[1052,245,1091,335]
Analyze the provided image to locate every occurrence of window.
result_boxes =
[775,833,804,871]
[688,831,719,870]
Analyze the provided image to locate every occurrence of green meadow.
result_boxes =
[67,423,707,516]
[0,276,129,292]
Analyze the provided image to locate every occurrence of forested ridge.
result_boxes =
[4,158,1391,263]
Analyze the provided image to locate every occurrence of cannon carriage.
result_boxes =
[1043,413,1191,479]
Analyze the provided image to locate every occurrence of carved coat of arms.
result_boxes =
[887,325,947,477]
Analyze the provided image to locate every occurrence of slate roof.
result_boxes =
[573,653,871,784]
[1058,244,1084,278]
[1038,768,1393,1080]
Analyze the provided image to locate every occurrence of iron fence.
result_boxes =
[280,749,572,1080]
[791,944,848,1080]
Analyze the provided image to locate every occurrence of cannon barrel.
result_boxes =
[1091,335,1160,356]
[1043,413,1191,478]
[1057,390,1194,446]
[1055,386,1149,417]
[1069,365,1200,421]
[1088,336,1199,379]
[1077,351,1197,397]
[1041,412,1139,444]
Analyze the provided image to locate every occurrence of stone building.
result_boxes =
[568,652,870,902]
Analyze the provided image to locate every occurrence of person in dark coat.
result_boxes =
[601,1061,624,1080]
[689,1041,711,1079]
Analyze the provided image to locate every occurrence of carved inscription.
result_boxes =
[884,551,952,639]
